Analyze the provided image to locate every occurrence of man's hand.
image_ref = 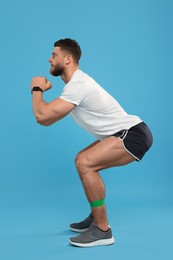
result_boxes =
[31,76,52,92]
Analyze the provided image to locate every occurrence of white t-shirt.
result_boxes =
[60,70,142,140]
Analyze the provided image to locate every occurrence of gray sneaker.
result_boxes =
[69,213,93,232]
[69,223,115,247]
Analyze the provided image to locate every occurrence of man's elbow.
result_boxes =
[36,116,52,126]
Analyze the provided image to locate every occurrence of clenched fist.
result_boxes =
[31,76,52,92]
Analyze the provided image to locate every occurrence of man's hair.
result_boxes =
[54,38,82,64]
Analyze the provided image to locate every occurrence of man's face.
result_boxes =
[49,47,66,76]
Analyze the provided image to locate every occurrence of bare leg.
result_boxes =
[75,137,135,231]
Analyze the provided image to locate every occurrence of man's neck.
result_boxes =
[61,65,79,84]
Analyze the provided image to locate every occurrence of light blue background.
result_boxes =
[0,0,172,259]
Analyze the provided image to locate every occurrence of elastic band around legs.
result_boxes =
[90,198,105,208]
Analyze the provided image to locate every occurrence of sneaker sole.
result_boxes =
[69,237,115,247]
[70,227,89,233]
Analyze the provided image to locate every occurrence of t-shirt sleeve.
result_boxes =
[59,81,88,106]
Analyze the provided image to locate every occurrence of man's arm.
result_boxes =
[31,76,75,126]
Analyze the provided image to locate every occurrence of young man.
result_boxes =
[31,38,153,247]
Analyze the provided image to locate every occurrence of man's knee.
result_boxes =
[75,152,90,175]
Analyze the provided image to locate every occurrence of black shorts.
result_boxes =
[112,122,153,161]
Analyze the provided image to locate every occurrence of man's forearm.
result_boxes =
[32,92,47,123]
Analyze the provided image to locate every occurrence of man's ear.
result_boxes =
[65,55,72,65]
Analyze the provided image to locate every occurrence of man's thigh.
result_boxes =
[79,137,135,171]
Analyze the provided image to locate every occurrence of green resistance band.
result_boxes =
[90,198,105,208]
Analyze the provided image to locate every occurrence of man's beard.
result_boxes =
[50,64,64,76]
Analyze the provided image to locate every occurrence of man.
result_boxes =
[31,38,153,247]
